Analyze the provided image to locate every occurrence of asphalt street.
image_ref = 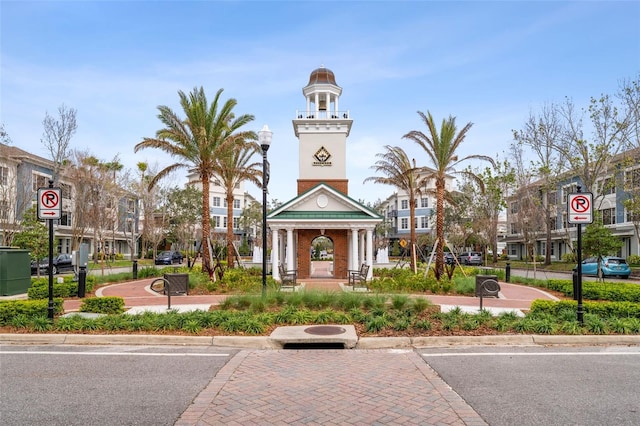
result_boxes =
[0,345,238,426]
[420,345,640,426]
[2,345,640,425]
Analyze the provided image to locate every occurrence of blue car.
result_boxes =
[577,256,631,279]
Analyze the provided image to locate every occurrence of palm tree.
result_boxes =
[403,111,494,280]
[134,87,254,277]
[213,135,262,268]
[364,145,425,272]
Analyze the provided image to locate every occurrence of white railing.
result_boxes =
[295,110,350,120]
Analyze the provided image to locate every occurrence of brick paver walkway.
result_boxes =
[175,349,487,425]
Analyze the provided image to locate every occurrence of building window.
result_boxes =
[421,198,428,208]
[32,173,49,191]
[510,223,518,234]
[0,166,8,185]
[233,217,239,229]
[213,216,220,227]
[601,208,616,225]
[421,216,428,228]
[213,197,220,207]
[60,183,72,199]
[223,217,227,228]
[401,200,408,210]
[233,199,240,209]
[60,210,72,227]
[127,198,135,213]
[562,183,577,202]
[597,177,616,196]
[401,218,408,229]
[0,200,7,220]
[547,191,557,206]
[625,168,640,189]
[510,202,519,214]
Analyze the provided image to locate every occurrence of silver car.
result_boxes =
[459,251,483,266]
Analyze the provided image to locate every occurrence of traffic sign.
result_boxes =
[37,187,62,220]
[567,192,593,224]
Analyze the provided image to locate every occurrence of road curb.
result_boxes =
[2,333,640,347]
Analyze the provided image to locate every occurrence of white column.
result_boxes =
[286,228,295,271]
[272,228,280,280]
[306,96,311,117]
[351,228,359,271]
[366,228,374,279]
[314,93,319,116]
[335,95,339,116]
[359,232,365,266]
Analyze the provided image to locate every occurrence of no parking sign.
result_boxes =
[567,192,593,224]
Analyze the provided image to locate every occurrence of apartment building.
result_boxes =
[185,171,258,251]
[0,143,139,258]
[504,149,640,260]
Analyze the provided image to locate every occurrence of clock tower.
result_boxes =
[292,65,353,196]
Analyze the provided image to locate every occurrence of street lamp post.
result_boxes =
[259,125,272,297]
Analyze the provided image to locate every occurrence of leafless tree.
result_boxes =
[513,104,565,264]
[41,104,77,184]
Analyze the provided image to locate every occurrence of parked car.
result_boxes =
[31,254,73,275]
[575,256,631,279]
[154,250,184,265]
[444,253,457,265]
[459,251,483,266]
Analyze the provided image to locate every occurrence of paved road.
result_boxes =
[421,345,640,426]
[3,344,640,425]
[0,345,238,425]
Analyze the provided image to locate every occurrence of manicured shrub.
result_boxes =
[79,296,125,314]
[0,299,64,325]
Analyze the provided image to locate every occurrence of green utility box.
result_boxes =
[0,248,32,296]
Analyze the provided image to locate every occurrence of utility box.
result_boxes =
[163,273,189,295]
[0,248,31,296]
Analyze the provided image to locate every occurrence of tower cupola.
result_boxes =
[299,65,346,120]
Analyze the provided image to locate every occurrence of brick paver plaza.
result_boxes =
[176,349,487,425]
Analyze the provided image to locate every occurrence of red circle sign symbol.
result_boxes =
[571,195,590,213]
[41,190,59,208]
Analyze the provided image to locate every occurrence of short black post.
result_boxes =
[78,266,87,298]
[505,262,511,283]
[132,259,138,280]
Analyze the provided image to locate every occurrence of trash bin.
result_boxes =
[0,248,31,296]
[163,273,189,295]
[475,274,499,297]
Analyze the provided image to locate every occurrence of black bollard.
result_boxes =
[133,259,138,280]
[505,262,511,283]
[78,266,87,298]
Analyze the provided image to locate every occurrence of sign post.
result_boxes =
[38,181,61,320]
[567,187,593,325]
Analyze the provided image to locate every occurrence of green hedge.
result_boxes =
[0,299,64,325]
[544,279,640,302]
[530,299,640,318]
[79,297,125,314]
[28,276,96,299]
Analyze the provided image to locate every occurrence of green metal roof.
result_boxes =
[270,210,377,220]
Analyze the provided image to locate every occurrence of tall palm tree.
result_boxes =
[134,87,254,277]
[213,135,262,268]
[364,145,425,272]
[403,111,494,280]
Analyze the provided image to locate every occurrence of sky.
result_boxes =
[2,0,639,205]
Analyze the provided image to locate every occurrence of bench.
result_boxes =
[278,263,297,290]
[348,263,370,290]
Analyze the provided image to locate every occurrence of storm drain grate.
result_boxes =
[304,326,346,336]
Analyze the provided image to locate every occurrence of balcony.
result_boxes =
[295,110,350,120]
